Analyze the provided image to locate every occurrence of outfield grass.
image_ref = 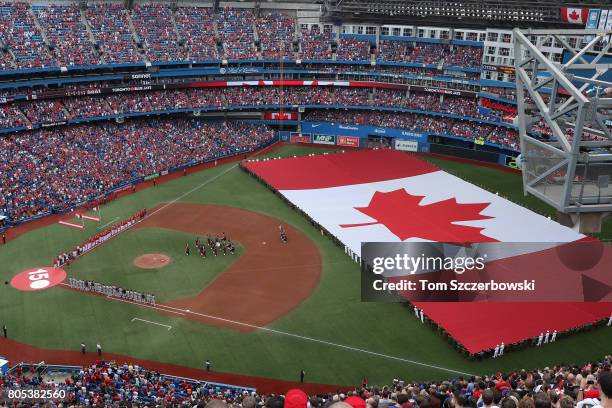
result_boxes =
[0,145,610,387]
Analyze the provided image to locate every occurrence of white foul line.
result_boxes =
[59,283,186,316]
[112,296,186,316]
[158,303,475,377]
[63,283,474,376]
[97,217,119,229]
[146,161,240,219]
[131,317,172,331]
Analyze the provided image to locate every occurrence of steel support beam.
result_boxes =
[513,28,612,220]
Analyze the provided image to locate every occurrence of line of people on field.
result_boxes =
[536,330,558,346]
[67,277,156,305]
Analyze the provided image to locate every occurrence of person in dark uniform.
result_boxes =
[2,324,6,338]
[97,342,102,356]
[81,342,86,354]
[205,360,211,372]
[300,369,306,383]
[185,243,190,256]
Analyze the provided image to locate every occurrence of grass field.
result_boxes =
[1,144,610,387]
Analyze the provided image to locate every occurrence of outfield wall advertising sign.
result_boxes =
[337,136,360,147]
[313,134,336,145]
[290,133,312,143]
[394,139,419,152]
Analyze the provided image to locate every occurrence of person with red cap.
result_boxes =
[345,396,367,408]
[284,389,309,408]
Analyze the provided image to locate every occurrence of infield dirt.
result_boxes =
[137,203,322,331]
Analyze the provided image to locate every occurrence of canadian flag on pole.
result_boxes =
[561,7,588,24]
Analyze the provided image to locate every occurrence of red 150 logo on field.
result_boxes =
[10,267,67,291]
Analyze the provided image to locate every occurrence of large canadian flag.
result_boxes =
[245,149,583,257]
[561,7,588,24]
[244,150,612,353]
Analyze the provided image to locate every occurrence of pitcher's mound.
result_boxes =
[134,253,171,269]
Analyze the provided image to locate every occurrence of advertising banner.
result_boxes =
[313,134,336,145]
[394,139,419,152]
[290,133,312,143]
[481,98,518,114]
[412,86,476,97]
[337,136,360,147]
[482,64,516,76]
[25,84,161,100]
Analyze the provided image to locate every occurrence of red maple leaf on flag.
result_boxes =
[340,189,497,242]
[569,9,580,20]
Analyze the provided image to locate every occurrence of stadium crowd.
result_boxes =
[300,26,334,60]
[336,38,371,61]
[32,3,99,67]
[0,105,28,129]
[377,42,483,69]
[258,11,296,59]
[85,3,142,64]
[0,356,610,407]
[0,2,490,68]
[218,7,257,59]
[0,120,275,223]
[131,4,185,62]
[174,6,220,61]
[0,2,55,69]
[1,87,500,130]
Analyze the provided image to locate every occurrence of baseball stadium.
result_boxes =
[0,0,611,406]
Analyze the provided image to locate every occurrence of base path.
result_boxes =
[137,203,322,331]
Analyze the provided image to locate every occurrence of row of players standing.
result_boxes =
[67,277,156,305]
